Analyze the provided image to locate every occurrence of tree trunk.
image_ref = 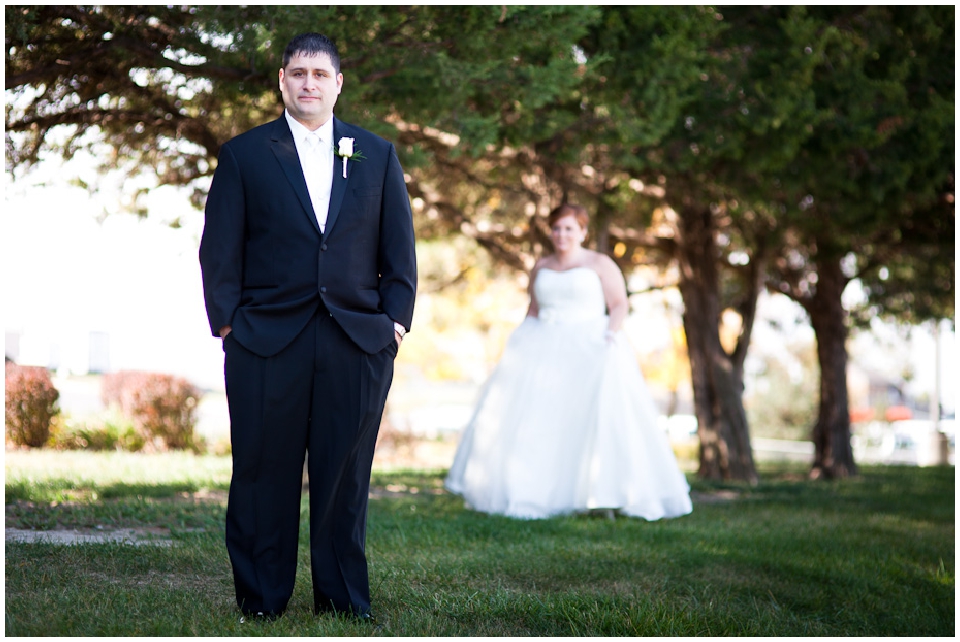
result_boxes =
[804,255,857,479]
[593,200,612,255]
[675,204,758,483]
[666,390,679,417]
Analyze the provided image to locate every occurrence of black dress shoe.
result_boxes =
[239,611,281,623]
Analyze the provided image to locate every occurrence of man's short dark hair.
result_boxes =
[282,32,340,73]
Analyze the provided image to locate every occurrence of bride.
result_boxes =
[445,203,693,520]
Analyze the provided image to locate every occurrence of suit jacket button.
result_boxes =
[320,287,327,293]
[321,244,328,251]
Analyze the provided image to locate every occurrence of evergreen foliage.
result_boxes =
[5,6,953,479]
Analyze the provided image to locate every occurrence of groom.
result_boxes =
[199,32,417,620]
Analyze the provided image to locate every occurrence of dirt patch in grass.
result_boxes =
[6,526,175,546]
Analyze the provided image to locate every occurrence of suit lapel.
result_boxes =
[325,118,349,237]
[269,117,322,235]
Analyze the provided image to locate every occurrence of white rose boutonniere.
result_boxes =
[336,137,366,178]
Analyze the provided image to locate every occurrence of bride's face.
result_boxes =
[550,214,585,253]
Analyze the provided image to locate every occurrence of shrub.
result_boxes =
[374,412,420,467]
[102,371,201,451]
[53,414,145,452]
[5,363,60,448]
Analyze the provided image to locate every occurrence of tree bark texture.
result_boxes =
[675,204,758,483]
[804,256,858,479]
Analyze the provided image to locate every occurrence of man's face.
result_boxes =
[279,51,343,130]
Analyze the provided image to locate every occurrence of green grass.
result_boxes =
[5,451,955,636]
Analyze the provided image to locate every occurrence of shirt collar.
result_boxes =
[284,110,334,146]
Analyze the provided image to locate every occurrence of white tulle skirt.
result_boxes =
[445,315,693,520]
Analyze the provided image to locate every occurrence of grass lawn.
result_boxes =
[4,450,955,636]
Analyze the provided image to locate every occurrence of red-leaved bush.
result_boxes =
[5,362,60,448]
[102,371,201,450]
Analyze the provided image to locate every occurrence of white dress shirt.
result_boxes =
[285,110,334,233]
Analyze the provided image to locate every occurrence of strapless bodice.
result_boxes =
[534,267,606,324]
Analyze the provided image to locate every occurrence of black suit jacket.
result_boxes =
[200,116,417,356]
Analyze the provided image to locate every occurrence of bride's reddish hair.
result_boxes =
[547,203,589,229]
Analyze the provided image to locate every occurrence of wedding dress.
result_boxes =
[445,267,693,520]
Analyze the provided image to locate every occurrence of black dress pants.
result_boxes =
[222,309,396,616]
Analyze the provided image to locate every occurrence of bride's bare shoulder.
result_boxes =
[585,251,624,287]
[584,249,616,269]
